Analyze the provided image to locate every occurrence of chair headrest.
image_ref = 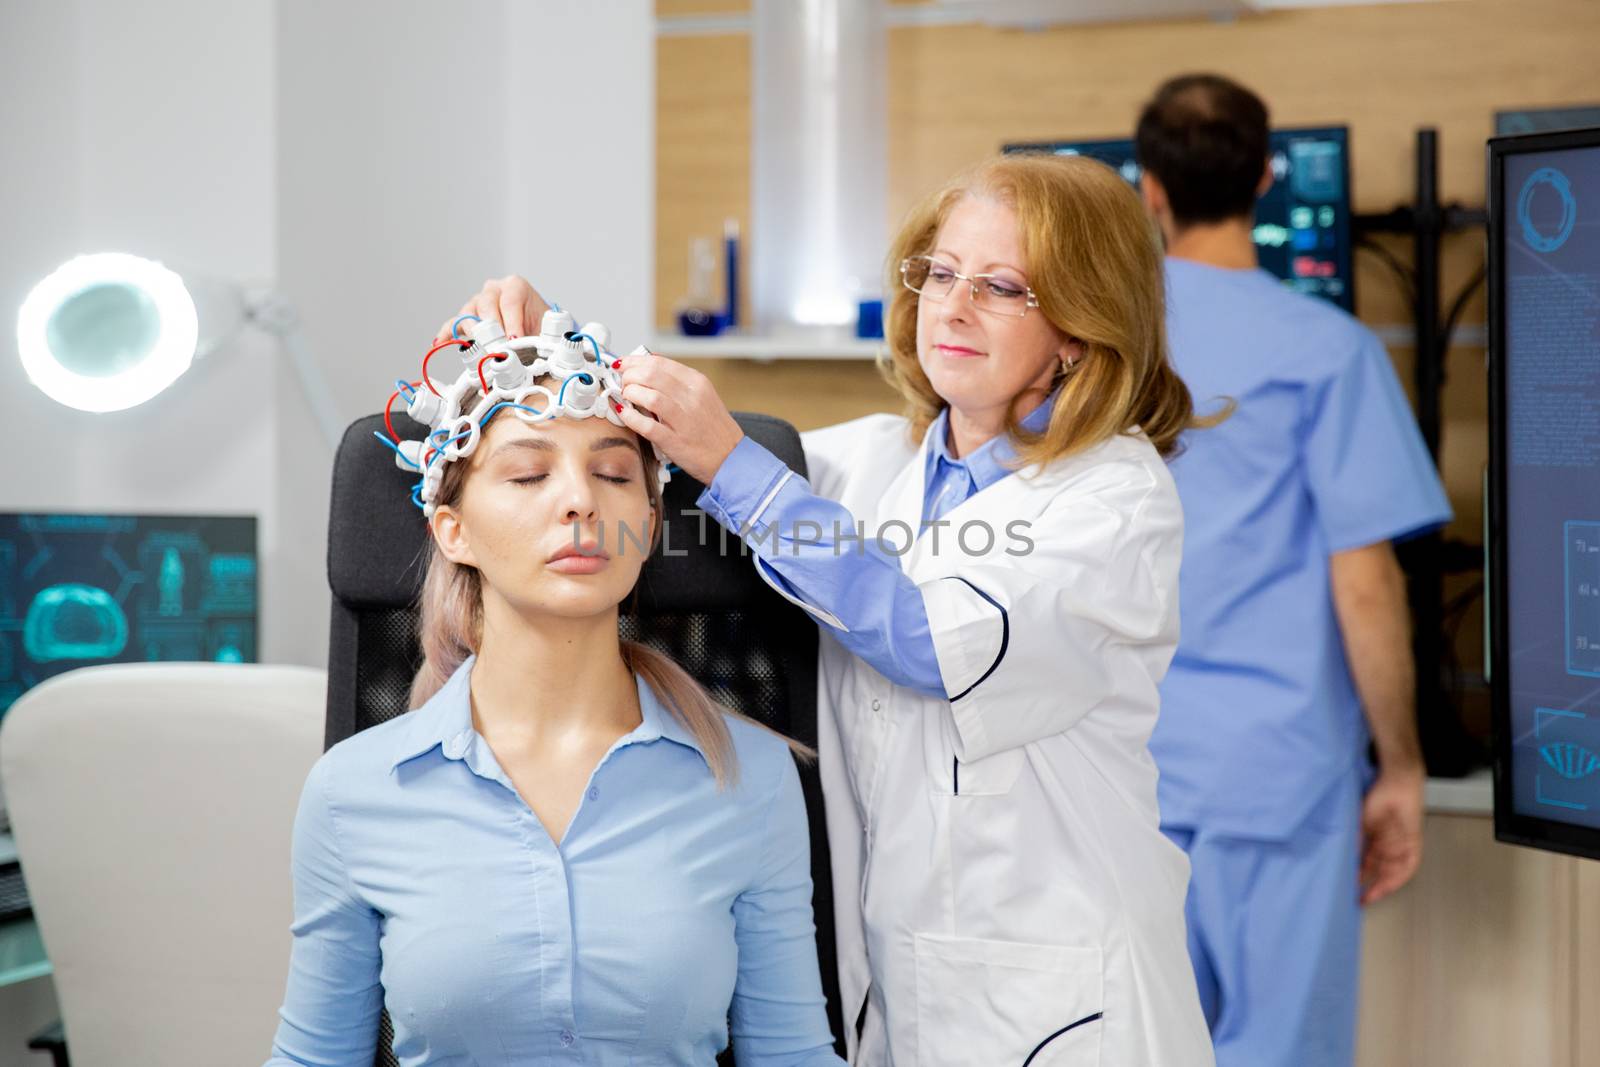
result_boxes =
[328,411,808,613]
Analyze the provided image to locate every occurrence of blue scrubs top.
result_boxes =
[1150,258,1452,839]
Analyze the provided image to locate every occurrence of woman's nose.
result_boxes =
[559,471,599,524]
[937,282,976,323]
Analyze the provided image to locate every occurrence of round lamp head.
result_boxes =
[16,253,199,412]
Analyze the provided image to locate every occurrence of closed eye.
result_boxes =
[509,474,547,486]
[597,474,632,485]
[984,279,1025,299]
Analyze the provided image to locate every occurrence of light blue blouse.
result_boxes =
[266,656,843,1066]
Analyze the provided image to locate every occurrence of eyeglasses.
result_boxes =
[899,255,1039,318]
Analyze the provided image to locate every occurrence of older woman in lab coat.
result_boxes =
[443,154,1214,1066]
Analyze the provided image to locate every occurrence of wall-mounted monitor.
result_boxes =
[1489,124,1600,859]
[1005,126,1355,312]
[0,513,258,718]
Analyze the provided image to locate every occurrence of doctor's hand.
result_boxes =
[1358,764,1424,907]
[435,275,550,343]
[614,352,744,486]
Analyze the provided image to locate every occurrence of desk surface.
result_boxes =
[1425,768,1494,816]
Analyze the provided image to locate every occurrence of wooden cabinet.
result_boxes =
[1358,786,1597,1067]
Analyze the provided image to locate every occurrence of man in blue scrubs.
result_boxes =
[1136,74,1452,1065]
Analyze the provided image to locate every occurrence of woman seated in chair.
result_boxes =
[266,336,845,1066]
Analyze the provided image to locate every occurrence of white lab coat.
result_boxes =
[772,413,1213,1067]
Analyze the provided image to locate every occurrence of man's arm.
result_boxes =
[1329,539,1426,906]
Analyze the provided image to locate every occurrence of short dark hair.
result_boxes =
[1135,73,1270,227]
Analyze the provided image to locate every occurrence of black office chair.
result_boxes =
[325,410,844,1066]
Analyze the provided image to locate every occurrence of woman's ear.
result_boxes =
[430,504,477,567]
[1058,336,1088,370]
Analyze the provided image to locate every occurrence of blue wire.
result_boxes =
[427,430,472,471]
[451,314,482,340]
[557,372,594,409]
[480,401,552,428]
[574,332,603,359]
[372,431,419,469]
[394,378,416,401]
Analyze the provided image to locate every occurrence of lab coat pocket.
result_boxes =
[913,933,1103,1067]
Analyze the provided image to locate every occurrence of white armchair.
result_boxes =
[0,663,324,1066]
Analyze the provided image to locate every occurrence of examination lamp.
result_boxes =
[16,252,341,447]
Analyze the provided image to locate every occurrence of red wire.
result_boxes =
[477,352,498,396]
[383,389,403,443]
[382,381,426,445]
[421,340,468,397]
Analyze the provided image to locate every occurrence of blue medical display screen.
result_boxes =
[1491,129,1600,856]
[1004,127,1355,311]
[0,514,257,717]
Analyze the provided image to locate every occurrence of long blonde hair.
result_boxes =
[883,153,1219,465]
[407,413,804,787]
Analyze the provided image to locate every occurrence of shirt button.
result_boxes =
[871,699,882,712]
[587,786,600,802]
[560,1029,575,1047]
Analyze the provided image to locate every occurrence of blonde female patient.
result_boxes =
[264,359,846,1065]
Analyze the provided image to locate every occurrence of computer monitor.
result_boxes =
[0,513,258,718]
[1488,124,1600,860]
[1496,106,1600,137]
[1004,126,1355,312]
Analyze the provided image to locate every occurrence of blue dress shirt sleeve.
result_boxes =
[729,754,849,1066]
[697,435,947,698]
[1301,329,1453,552]
[265,756,384,1067]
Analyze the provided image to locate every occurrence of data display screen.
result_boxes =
[1490,126,1600,858]
[1004,127,1354,311]
[0,513,258,718]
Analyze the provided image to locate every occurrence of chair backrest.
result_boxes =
[0,663,325,1067]
[325,411,843,1064]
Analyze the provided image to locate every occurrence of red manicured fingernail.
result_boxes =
[613,402,623,413]
[611,360,622,370]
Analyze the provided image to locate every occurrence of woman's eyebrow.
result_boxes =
[590,437,636,453]
[930,249,1026,278]
[489,438,556,460]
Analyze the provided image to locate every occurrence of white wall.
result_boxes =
[505,0,656,347]
[275,0,516,671]
[275,0,656,670]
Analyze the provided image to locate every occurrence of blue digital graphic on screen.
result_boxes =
[1503,142,1600,825]
[1003,127,1354,311]
[0,514,257,717]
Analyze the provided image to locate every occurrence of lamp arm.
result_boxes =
[244,292,344,451]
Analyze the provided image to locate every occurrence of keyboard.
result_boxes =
[0,862,32,923]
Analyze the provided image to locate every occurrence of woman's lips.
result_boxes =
[547,554,609,575]
[936,344,984,357]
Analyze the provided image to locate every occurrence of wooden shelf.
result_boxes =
[646,333,883,361]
